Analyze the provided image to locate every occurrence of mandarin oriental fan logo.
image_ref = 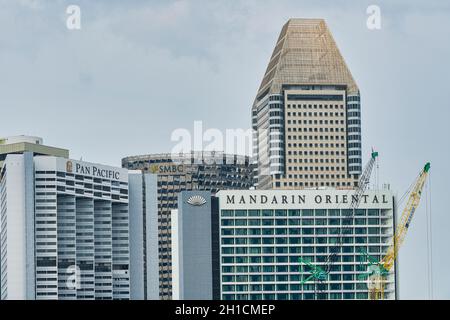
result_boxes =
[187,195,207,206]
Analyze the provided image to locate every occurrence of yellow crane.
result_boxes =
[364,162,431,299]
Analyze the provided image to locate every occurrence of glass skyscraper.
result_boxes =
[122,151,253,299]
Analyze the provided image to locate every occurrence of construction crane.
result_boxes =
[360,162,431,299]
[299,150,379,295]
[298,257,328,298]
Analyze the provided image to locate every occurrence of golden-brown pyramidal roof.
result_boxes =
[255,18,359,103]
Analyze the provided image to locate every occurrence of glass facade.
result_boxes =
[122,152,253,299]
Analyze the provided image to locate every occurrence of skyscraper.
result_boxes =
[0,154,131,300]
[122,152,253,299]
[252,19,362,190]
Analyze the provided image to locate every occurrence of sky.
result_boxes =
[1,0,449,299]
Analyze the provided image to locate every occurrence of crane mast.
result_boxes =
[299,151,379,293]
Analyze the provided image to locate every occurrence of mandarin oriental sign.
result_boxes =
[218,190,393,210]
[226,193,389,205]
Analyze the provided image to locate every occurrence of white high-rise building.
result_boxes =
[216,190,397,300]
[170,189,397,300]
[0,153,132,300]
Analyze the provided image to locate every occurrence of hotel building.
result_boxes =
[171,191,218,300]
[0,153,132,300]
[122,152,253,299]
[252,19,362,190]
[171,189,397,300]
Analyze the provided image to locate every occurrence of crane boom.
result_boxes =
[350,151,379,210]
[323,150,379,269]
[300,151,379,289]
[380,162,431,271]
[364,162,431,300]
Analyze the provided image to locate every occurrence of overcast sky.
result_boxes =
[1,0,449,299]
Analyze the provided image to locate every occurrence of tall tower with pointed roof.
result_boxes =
[252,18,362,190]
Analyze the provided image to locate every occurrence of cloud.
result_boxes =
[0,0,449,299]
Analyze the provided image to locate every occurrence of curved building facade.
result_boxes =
[122,152,253,299]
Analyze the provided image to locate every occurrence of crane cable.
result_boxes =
[425,172,433,299]
[396,171,421,210]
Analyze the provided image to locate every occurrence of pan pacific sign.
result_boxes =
[218,190,393,210]
[61,159,125,182]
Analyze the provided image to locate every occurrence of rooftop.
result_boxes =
[254,18,359,104]
[0,135,69,167]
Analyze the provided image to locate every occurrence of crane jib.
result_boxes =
[366,163,429,300]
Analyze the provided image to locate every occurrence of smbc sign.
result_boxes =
[149,163,184,175]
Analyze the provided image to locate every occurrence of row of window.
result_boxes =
[287,112,345,117]
[222,292,369,300]
[287,143,346,149]
[222,227,384,234]
[222,282,367,292]
[221,236,384,245]
[286,126,345,132]
[276,181,355,188]
[288,150,346,156]
[285,175,349,182]
[221,235,384,246]
[221,209,382,218]
[286,119,345,125]
[221,262,381,273]
[221,216,384,225]
[286,104,344,109]
[287,165,346,170]
[221,244,381,254]
[286,135,347,141]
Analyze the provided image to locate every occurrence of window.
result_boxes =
[262,210,274,216]
[221,219,234,226]
[302,209,313,216]
[329,218,340,225]
[315,209,326,216]
[248,210,260,217]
